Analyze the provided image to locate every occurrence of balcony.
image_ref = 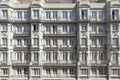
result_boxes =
[43,60,76,66]
[14,45,30,51]
[11,75,28,78]
[43,45,76,51]
[0,44,8,50]
[79,45,88,50]
[79,0,89,4]
[43,32,76,37]
[0,61,8,65]
[90,60,108,66]
[12,60,29,66]
[31,61,39,65]
[31,45,39,51]
[110,0,120,5]
[109,45,120,50]
[111,61,118,66]
[90,45,106,50]
[0,15,13,22]
[13,31,30,37]
[90,32,107,37]
[31,16,42,22]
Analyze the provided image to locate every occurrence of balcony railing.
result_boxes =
[12,60,29,65]
[0,44,8,50]
[43,32,76,37]
[14,31,30,37]
[90,32,107,36]
[110,0,120,5]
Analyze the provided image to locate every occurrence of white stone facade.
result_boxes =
[0,0,120,80]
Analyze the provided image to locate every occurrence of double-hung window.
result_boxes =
[33,38,39,47]
[92,11,97,20]
[63,11,67,20]
[17,11,22,19]
[80,69,88,75]
[53,11,57,19]
[46,11,51,19]
[2,10,8,18]
[33,10,39,19]
[81,10,87,19]
[112,10,119,20]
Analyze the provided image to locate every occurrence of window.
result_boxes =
[91,39,96,46]
[2,38,8,46]
[33,10,39,18]
[63,39,67,46]
[24,11,28,19]
[112,23,118,31]
[98,25,104,32]
[33,68,40,75]
[17,25,22,33]
[53,39,57,46]
[98,38,104,46]
[33,24,39,32]
[46,52,51,61]
[53,52,57,61]
[91,52,97,61]
[63,52,67,61]
[99,52,105,61]
[63,11,67,19]
[24,39,28,46]
[1,24,7,32]
[81,38,87,46]
[24,53,28,61]
[98,11,104,20]
[112,10,119,20]
[33,38,39,46]
[70,11,75,20]
[81,23,87,31]
[17,52,22,61]
[81,53,87,63]
[99,67,106,75]
[46,11,51,19]
[70,52,74,61]
[69,26,74,32]
[2,68,9,75]
[52,25,57,33]
[92,68,97,75]
[3,53,7,62]
[24,68,28,74]
[17,11,22,19]
[17,39,22,46]
[69,39,74,46]
[23,25,29,32]
[2,10,8,18]
[46,39,50,46]
[53,68,57,74]
[111,69,119,75]
[112,38,118,46]
[111,53,118,63]
[46,68,51,74]
[34,53,39,63]
[17,68,22,75]
[63,68,67,74]
[69,68,74,75]
[45,25,51,33]
[81,10,87,19]
[62,25,67,33]
[92,11,97,20]
[53,11,58,19]
[80,69,88,75]
[91,25,97,32]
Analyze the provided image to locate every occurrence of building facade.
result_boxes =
[0,0,120,80]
